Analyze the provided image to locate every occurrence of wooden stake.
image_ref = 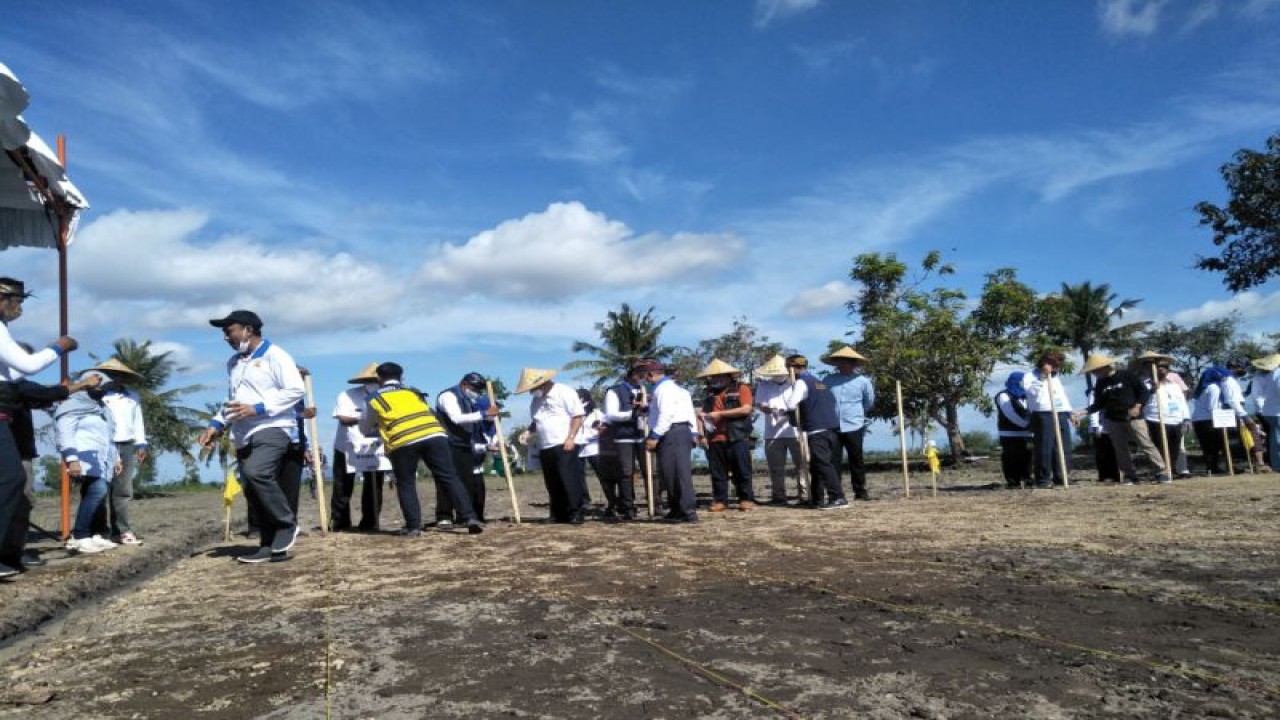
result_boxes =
[1149,365,1173,477]
[1223,427,1235,476]
[487,380,523,525]
[895,380,910,498]
[57,135,71,540]
[1044,371,1071,489]
[788,368,812,502]
[303,374,330,535]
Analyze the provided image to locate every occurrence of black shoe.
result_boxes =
[21,553,45,568]
[271,525,300,554]
[467,520,485,535]
[818,498,851,511]
[237,547,275,564]
[568,513,584,526]
[395,528,423,537]
[854,492,872,501]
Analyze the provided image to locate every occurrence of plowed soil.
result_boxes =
[2,463,1277,719]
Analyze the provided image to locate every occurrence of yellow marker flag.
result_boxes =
[1241,423,1255,452]
[925,445,941,474]
[223,466,242,508]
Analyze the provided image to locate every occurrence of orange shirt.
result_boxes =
[709,383,753,442]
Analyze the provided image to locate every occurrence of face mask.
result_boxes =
[236,338,253,354]
[463,387,479,399]
[531,388,546,399]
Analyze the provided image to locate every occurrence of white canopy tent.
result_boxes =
[0,62,88,250]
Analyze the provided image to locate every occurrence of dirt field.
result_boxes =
[2,461,1278,719]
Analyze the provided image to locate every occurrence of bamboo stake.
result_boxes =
[303,374,330,535]
[1044,371,1071,489]
[788,368,812,502]
[895,380,910,498]
[486,380,523,525]
[1149,365,1173,478]
[58,136,71,540]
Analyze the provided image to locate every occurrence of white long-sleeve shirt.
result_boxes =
[753,378,797,440]
[1143,381,1189,424]
[1253,369,1280,416]
[210,339,305,447]
[1220,375,1249,417]
[647,377,697,439]
[0,321,59,380]
[103,388,148,446]
[1023,370,1071,413]
[577,408,603,458]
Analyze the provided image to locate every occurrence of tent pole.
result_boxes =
[57,134,71,540]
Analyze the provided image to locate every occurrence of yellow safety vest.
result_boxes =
[369,387,444,452]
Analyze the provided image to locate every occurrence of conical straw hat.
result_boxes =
[515,367,557,394]
[696,358,740,378]
[821,346,869,365]
[1134,351,1175,365]
[346,362,380,384]
[754,354,788,379]
[1081,353,1115,373]
[92,357,141,379]
[1251,353,1280,372]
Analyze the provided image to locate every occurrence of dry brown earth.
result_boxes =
[1,463,1278,719]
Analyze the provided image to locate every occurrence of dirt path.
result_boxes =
[2,469,1277,718]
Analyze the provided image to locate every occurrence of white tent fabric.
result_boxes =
[0,62,89,251]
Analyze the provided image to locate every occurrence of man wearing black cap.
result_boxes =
[782,354,847,510]
[436,372,500,525]
[0,277,83,577]
[198,310,306,564]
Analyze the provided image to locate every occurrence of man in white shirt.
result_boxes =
[598,364,648,520]
[753,355,804,504]
[639,359,699,523]
[198,310,306,564]
[96,358,148,545]
[1021,351,1072,488]
[517,368,585,524]
[437,372,500,526]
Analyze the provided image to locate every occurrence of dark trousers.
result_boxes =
[599,441,639,514]
[330,449,385,530]
[389,435,475,530]
[538,445,584,522]
[656,424,696,520]
[1145,421,1183,475]
[836,428,869,498]
[572,448,592,508]
[0,422,30,568]
[805,430,844,504]
[999,435,1032,486]
[236,429,298,548]
[707,439,755,503]
[440,444,486,523]
[1094,433,1119,481]
[1193,420,1229,474]
[1031,412,1072,483]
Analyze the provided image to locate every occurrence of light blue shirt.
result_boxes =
[826,371,874,432]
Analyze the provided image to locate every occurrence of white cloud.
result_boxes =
[69,208,402,334]
[1182,1,1220,32]
[755,0,821,28]
[418,201,743,301]
[1172,289,1280,326]
[1098,0,1168,37]
[784,281,859,318]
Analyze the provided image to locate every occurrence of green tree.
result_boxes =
[565,303,676,389]
[94,339,206,486]
[1040,281,1148,393]
[1195,132,1280,291]
[847,251,1039,461]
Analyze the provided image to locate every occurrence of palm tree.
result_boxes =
[564,303,676,389]
[97,339,207,485]
[1052,281,1149,392]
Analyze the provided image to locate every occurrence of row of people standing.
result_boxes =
[994,350,1275,488]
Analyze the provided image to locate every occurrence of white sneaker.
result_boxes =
[118,532,143,546]
[88,535,118,550]
[66,537,108,554]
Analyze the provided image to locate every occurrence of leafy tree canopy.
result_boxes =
[1195,132,1280,292]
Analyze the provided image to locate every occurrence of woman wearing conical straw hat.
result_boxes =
[1135,352,1187,482]
[516,368,588,525]
[753,354,805,505]
[91,358,147,546]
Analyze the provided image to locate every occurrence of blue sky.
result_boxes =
[4,0,1280,469]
